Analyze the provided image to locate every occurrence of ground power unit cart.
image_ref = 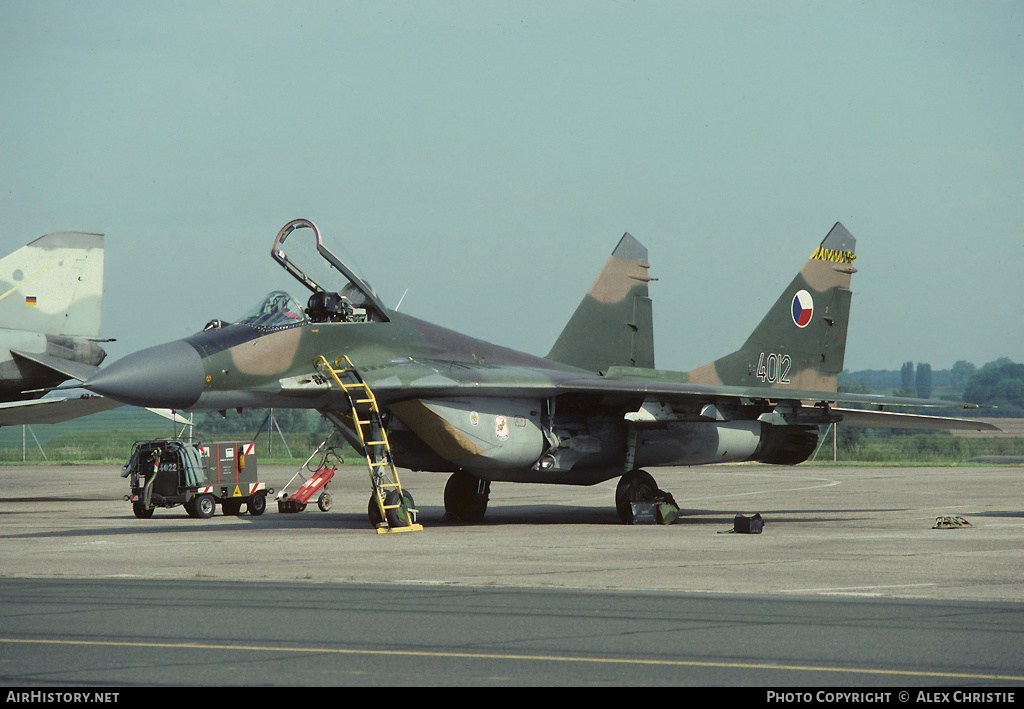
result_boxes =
[122,439,271,519]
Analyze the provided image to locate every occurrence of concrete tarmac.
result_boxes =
[4,578,1023,687]
[1,462,1021,601]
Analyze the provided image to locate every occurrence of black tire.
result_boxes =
[443,470,489,523]
[247,493,267,516]
[384,489,417,528]
[368,494,384,527]
[615,469,658,524]
[317,493,332,512]
[132,501,154,519]
[193,494,216,519]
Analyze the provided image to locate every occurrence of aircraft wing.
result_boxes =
[11,349,102,383]
[830,407,1001,432]
[0,395,121,425]
[0,394,193,427]
[361,360,1000,432]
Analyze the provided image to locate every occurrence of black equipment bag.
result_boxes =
[733,513,764,534]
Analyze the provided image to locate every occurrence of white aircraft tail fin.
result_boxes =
[0,232,105,338]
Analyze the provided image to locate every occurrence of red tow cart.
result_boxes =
[276,465,337,513]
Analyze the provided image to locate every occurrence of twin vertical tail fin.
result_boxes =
[546,233,655,373]
[0,232,105,338]
[687,222,857,393]
[546,222,856,392]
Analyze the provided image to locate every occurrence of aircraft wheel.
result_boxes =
[317,492,332,512]
[368,494,384,527]
[247,493,267,516]
[443,471,489,523]
[193,494,217,519]
[132,501,154,519]
[615,469,658,524]
[384,489,417,528]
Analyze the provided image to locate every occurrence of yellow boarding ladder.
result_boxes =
[314,355,423,534]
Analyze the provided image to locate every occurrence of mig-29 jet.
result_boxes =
[82,218,997,525]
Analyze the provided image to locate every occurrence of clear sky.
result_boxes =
[2,1,1021,372]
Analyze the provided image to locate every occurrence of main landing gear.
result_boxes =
[442,470,490,523]
[440,468,676,525]
[615,469,678,525]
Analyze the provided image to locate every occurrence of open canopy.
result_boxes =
[270,218,389,322]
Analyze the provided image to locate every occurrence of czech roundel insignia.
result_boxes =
[791,290,813,328]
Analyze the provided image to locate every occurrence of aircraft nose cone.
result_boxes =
[84,340,205,409]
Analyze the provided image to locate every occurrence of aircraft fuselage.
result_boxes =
[84,307,819,486]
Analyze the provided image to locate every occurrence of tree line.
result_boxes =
[841,357,1024,418]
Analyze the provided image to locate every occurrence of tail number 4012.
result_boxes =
[756,352,791,384]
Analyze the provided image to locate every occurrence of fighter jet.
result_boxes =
[82,218,998,524]
[0,231,124,424]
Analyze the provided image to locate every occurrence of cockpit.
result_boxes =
[203,219,389,334]
[237,291,307,329]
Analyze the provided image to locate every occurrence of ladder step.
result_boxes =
[315,353,422,534]
[376,524,424,535]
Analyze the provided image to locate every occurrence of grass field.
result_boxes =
[810,433,1024,465]
[2,428,1020,466]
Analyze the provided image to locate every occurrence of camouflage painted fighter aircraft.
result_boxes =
[82,218,998,524]
[0,231,124,424]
